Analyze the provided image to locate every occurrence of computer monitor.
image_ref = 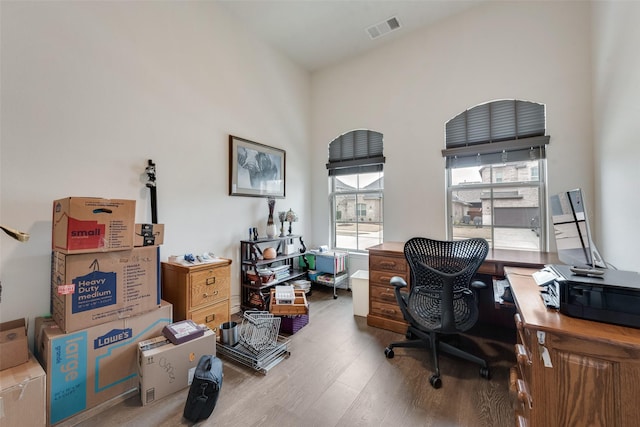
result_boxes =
[550,188,606,270]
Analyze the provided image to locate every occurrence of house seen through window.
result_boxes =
[443,100,550,251]
[327,130,385,252]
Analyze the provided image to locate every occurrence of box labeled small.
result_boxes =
[52,197,136,254]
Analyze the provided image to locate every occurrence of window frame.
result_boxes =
[330,171,384,253]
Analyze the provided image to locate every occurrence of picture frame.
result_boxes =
[229,135,286,198]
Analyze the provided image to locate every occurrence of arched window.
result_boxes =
[443,100,549,251]
[327,130,385,251]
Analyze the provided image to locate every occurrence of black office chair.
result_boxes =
[384,237,491,388]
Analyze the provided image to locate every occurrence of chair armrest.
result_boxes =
[471,280,487,290]
[390,276,408,289]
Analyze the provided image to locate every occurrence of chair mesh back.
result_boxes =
[404,237,489,333]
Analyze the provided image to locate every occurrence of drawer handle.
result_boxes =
[381,308,397,315]
[516,415,528,427]
[516,379,532,409]
[514,313,523,330]
[205,314,215,323]
[203,290,219,298]
[206,277,216,285]
[515,344,531,365]
[379,261,397,269]
[380,292,395,300]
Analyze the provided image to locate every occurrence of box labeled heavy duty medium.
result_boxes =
[34,302,172,426]
[269,289,309,316]
[51,246,161,333]
[52,197,135,254]
[138,328,216,406]
[0,354,46,426]
[0,318,29,371]
[134,223,164,247]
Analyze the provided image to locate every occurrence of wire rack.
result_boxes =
[239,311,281,354]
[216,335,290,375]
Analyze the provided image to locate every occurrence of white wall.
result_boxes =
[0,1,311,330]
[311,1,594,257]
[592,1,640,272]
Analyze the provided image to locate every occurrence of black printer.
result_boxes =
[550,264,640,329]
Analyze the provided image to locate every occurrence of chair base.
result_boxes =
[384,326,490,388]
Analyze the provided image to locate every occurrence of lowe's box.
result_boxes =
[138,328,216,406]
[52,197,135,254]
[35,302,172,426]
[51,246,161,333]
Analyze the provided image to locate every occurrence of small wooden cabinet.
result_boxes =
[367,242,410,334]
[507,266,640,427]
[161,259,232,334]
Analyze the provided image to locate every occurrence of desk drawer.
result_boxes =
[190,301,229,334]
[369,269,409,287]
[191,266,230,308]
[370,300,405,322]
[370,284,402,304]
[369,255,407,274]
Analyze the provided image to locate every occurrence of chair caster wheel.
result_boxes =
[384,347,394,359]
[333,295,338,299]
[480,366,491,380]
[429,374,442,389]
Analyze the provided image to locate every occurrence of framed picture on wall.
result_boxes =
[229,135,286,198]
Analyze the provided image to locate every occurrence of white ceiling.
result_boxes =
[218,0,485,71]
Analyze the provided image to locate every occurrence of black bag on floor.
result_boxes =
[183,355,223,422]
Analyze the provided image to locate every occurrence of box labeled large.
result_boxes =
[0,318,28,371]
[35,302,172,426]
[138,328,216,406]
[51,246,161,333]
[0,354,46,426]
[52,197,135,254]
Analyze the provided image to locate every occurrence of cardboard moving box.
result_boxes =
[138,328,216,406]
[0,353,46,426]
[134,223,164,247]
[0,318,28,371]
[51,246,161,333]
[52,197,135,254]
[35,302,173,426]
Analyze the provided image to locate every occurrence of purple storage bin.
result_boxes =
[279,314,309,334]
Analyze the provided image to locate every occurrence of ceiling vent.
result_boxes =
[366,16,401,40]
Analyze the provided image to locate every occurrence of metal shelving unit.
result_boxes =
[240,235,308,311]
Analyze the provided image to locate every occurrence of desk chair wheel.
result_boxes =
[384,347,394,358]
[480,366,491,380]
[429,374,442,389]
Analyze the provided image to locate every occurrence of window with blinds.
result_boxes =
[444,100,549,251]
[328,130,385,252]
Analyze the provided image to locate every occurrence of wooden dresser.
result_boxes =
[367,242,410,334]
[506,266,640,427]
[161,259,232,334]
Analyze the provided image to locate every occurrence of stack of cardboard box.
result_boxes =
[35,197,172,425]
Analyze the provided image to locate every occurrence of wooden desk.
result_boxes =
[366,242,559,333]
[506,266,640,427]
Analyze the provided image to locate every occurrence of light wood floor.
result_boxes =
[75,286,516,427]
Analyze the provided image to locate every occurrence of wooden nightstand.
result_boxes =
[161,259,232,334]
